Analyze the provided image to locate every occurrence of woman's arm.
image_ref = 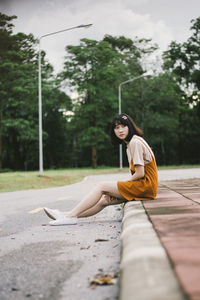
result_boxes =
[129,165,144,181]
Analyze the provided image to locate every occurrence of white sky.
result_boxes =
[1,0,200,73]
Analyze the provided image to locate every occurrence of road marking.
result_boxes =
[28,197,71,214]
[57,196,72,201]
[28,207,43,214]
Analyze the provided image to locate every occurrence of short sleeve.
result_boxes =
[129,139,144,166]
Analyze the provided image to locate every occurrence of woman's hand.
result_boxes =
[129,165,144,181]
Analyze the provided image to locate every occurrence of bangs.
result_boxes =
[113,116,129,128]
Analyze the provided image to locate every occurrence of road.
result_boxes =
[0,168,200,300]
[0,174,126,300]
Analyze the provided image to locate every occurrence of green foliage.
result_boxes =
[1,12,200,171]
[60,35,155,168]
[143,74,181,165]
[163,17,200,165]
[0,13,72,170]
[163,17,200,99]
[119,72,183,165]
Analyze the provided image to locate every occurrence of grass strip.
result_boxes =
[0,167,128,193]
[0,165,199,193]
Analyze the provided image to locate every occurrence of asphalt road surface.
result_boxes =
[0,173,127,300]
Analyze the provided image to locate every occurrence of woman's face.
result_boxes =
[114,123,129,140]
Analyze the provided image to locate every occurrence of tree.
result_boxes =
[119,72,182,165]
[42,81,72,169]
[0,13,72,170]
[163,17,200,102]
[61,35,156,168]
[163,17,200,165]
[0,13,17,169]
[143,74,182,165]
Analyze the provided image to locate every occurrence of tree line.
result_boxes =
[0,12,200,171]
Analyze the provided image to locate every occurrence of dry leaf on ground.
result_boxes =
[89,272,118,289]
[94,238,109,242]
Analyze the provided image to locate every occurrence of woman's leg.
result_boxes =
[76,194,126,218]
[66,181,124,218]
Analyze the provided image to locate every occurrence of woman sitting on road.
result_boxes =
[44,113,158,225]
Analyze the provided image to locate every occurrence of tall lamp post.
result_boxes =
[38,24,92,176]
[118,72,150,170]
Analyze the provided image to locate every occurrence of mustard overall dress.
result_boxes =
[117,138,158,201]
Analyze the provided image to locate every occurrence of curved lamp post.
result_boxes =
[118,72,150,170]
[38,24,92,176]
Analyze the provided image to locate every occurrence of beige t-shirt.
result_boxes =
[126,135,154,166]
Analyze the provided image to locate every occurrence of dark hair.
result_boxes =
[110,113,144,145]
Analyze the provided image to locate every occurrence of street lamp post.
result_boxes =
[118,72,150,170]
[38,24,92,176]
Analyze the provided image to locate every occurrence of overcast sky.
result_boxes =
[1,0,200,73]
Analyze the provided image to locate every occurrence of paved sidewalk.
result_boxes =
[120,178,200,300]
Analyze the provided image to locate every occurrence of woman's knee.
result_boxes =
[98,195,111,208]
[96,181,122,200]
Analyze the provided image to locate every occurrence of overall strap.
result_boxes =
[134,136,155,160]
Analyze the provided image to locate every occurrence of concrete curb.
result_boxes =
[119,201,185,300]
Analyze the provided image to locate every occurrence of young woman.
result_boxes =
[44,113,158,225]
